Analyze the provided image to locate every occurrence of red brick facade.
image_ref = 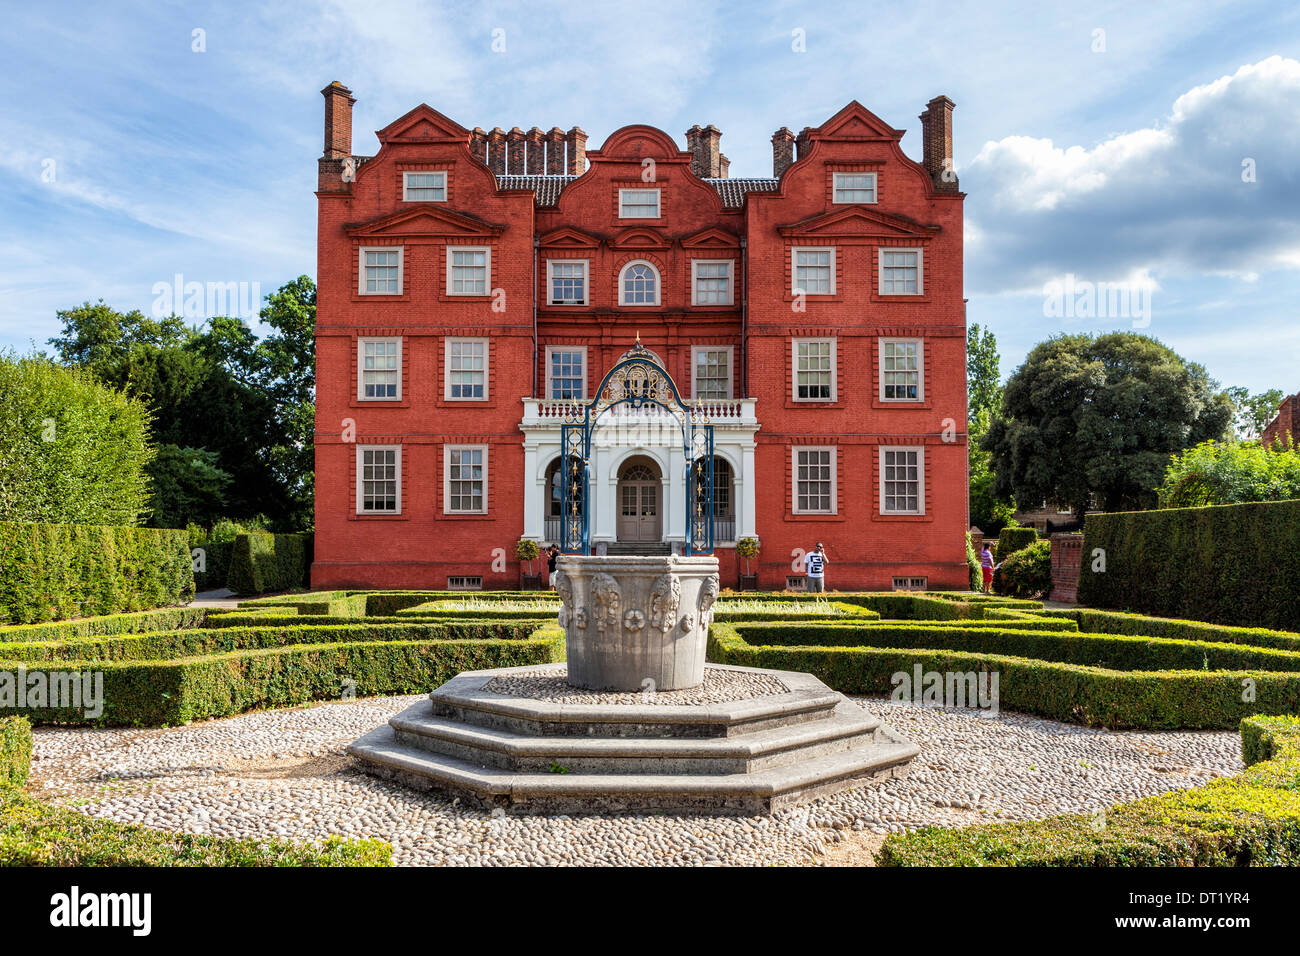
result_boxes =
[1262,392,1300,450]
[312,83,969,591]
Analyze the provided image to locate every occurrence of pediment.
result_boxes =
[777,206,939,240]
[816,101,904,142]
[680,227,741,249]
[539,226,602,248]
[377,104,471,145]
[345,205,504,239]
[612,227,670,249]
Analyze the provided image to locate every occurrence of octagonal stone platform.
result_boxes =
[347,663,919,814]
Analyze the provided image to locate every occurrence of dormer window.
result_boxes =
[619,188,661,219]
[403,171,446,201]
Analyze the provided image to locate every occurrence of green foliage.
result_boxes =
[982,332,1233,515]
[1078,499,1300,631]
[1064,607,1300,652]
[0,353,152,526]
[0,786,390,866]
[966,533,982,591]
[0,607,205,644]
[226,532,311,595]
[0,521,194,625]
[148,446,232,529]
[966,325,1016,536]
[878,716,1300,866]
[1223,386,1285,441]
[994,526,1038,562]
[736,536,761,575]
[1159,439,1300,507]
[966,323,1002,422]
[995,539,1051,598]
[0,717,32,788]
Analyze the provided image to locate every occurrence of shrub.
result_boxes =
[878,715,1300,866]
[1159,440,1300,507]
[0,521,194,625]
[0,607,206,644]
[226,532,311,595]
[0,787,390,866]
[1078,499,1300,631]
[994,526,1038,563]
[995,539,1051,598]
[966,532,981,592]
[0,716,31,788]
[1064,608,1300,653]
[736,537,761,576]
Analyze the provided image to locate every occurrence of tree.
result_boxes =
[146,445,232,529]
[1221,386,1285,441]
[966,324,1016,533]
[0,353,152,525]
[1159,440,1300,507]
[257,277,317,531]
[982,332,1233,515]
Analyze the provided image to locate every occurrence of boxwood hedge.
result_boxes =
[0,606,206,644]
[0,716,31,788]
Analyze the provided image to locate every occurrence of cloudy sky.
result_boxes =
[2,0,1297,392]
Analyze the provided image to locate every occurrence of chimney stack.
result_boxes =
[545,127,566,175]
[795,126,814,162]
[321,81,355,159]
[487,128,507,176]
[565,127,587,174]
[919,95,958,192]
[771,127,795,177]
[507,127,526,175]
[470,128,488,164]
[525,127,545,174]
[719,155,730,178]
[685,125,724,177]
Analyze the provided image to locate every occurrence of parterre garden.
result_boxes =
[4,586,1300,865]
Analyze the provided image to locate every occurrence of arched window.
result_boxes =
[620,261,659,305]
[544,456,584,545]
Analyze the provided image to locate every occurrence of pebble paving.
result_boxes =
[482,665,789,705]
[28,694,1242,866]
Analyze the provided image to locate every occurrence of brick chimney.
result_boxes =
[470,128,488,164]
[795,126,814,162]
[565,127,587,174]
[919,95,959,192]
[487,128,507,176]
[700,125,722,177]
[507,127,526,175]
[321,81,355,159]
[771,127,795,177]
[685,126,704,176]
[525,127,545,174]
[545,127,566,175]
[719,155,730,178]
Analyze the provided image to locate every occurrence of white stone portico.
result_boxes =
[521,395,759,550]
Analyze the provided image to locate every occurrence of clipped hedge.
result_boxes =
[0,787,390,866]
[1079,499,1300,631]
[0,716,31,788]
[995,527,1038,562]
[995,539,1052,598]
[5,625,566,726]
[192,538,234,592]
[878,715,1300,866]
[226,532,311,596]
[1050,608,1300,653]
[0,520,194,625]
[707,622,1300,729]
[0,606,206,644]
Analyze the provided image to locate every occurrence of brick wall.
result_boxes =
[1262,392,1300,449]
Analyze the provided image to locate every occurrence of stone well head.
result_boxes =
[555,554,720,692]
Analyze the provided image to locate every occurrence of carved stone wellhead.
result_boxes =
[555,554,721,691]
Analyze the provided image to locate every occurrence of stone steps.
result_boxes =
[348,663,920,814]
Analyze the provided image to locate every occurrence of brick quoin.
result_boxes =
[312,83,969,592]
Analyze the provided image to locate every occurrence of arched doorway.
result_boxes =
[616,456,663,543]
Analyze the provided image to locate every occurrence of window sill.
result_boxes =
[785,400,844,410]
[785,514,846,522]
[872,295,931,304]
[351,294,409,303]
[350,513,408,521]
[871,399,931,410]
[350,399,409,409]
[436,399,496,409]
[875,512,932,522]
[436,512,494,520]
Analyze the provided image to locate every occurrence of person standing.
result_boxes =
[980,542,995,594]
[546,545,561,589]
[804,542,827,593]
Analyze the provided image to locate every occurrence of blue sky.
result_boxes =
[2,0,1298,393]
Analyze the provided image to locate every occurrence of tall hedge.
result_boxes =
[994,526,1038,562]
[226,532,311,596]
[0,521,194,625]
[0,717,31,788]
[1078,499,1300,631]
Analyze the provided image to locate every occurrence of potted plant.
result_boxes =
[736,537,760,590]
[516,538,541,590]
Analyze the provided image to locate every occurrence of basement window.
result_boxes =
[892,577,928,591]
[447,576,483,591]
[785,576,806,592]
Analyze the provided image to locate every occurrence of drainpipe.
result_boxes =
[740,237,748,397]
[532,236,539,397]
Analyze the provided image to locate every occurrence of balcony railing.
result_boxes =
[522,396,758,428]
[542,516,735,546]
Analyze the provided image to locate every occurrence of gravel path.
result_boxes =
[482,665,789,705]
[27,696,1242,866]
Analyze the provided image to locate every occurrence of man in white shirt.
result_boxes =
[804,542,827,592]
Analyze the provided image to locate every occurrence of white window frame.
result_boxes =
[444,337,489,401]
[833,171,878,204]
[878,247,925,296]
[355,445,402,515]
[358,246,403,296]
[545,346,587,400]
[446,245,492,296]
[791,337,837,403]
[791,246,836,296]
[691,259,734,306]
[444,444,489,515]
[619,259,661,306]
[618,188,661,219]
[879,446,925,515]
[356,336,402,402]
[402,170,447,202]
[878,337,925,402]
[691,345,734,399]
[546,259,590,306]
[792,446,838,515]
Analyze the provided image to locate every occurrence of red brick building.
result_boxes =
[312,82,969,591]
[1262,391,1300,449]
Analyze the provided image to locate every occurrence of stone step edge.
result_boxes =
[347,725,919,800]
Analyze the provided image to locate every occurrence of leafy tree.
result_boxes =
[147,445,232,529]
[966,324,1015,533]
[982,332,1233,515]
[1221,386,1285,440]
[257,277,316,531]
[966,323,1002,422]
[0,353,152,525]
[1159,440,1300,507]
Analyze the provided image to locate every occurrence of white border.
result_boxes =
[358,246,403,296]
[878,247,925,295]
[690,258,734,306]
[355,444,402,515]
[446,245,492,296]
[832,171,878,204]
[879,445,925,515]
[791,337,837,402]
[791,246,836,296]
[356,336,402,402]
[691,345,734,399]
[546,258,590,305]
[618,259,661,306]
[443,336,490,401]
[792,445,837,515]
[443,444,489,515]
[618,187,661,219]
[402,170,447,202]
[545,345,588,399]
[878,337,925,402]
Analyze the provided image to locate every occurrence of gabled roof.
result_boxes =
[495,175,778,209]
[344,204,505,239]
[777,205,941,240]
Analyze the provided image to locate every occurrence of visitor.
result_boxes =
[980,542,996,593]
[804,542,827,592]
[546,544,561,588]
